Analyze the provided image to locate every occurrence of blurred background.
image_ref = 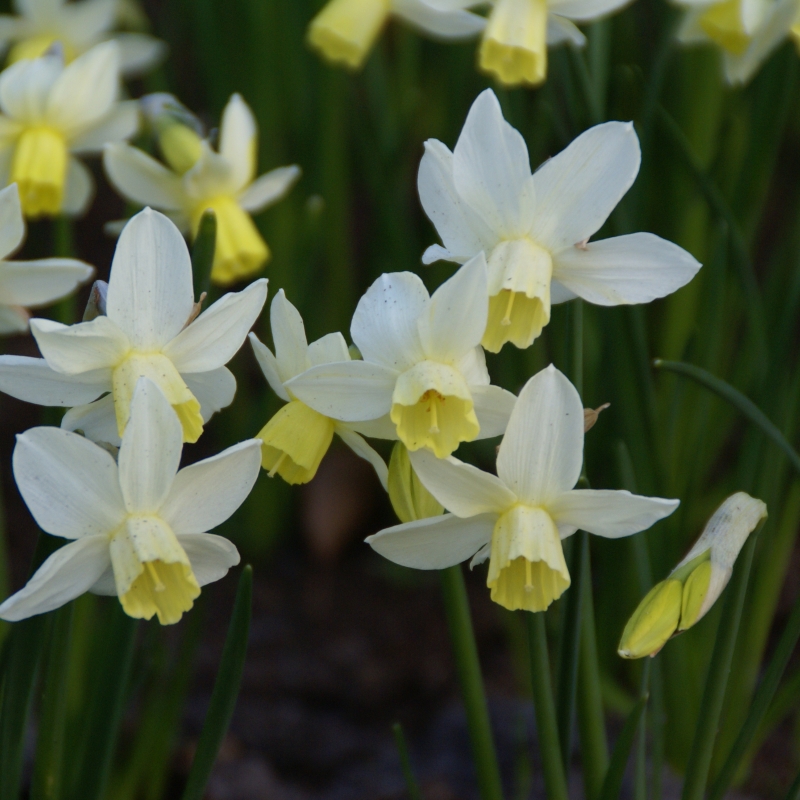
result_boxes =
[3,0,800,797]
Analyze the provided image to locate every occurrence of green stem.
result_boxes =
[526,612,569,800]
[392,723,422,800]
[439,565,504,800]
[786,768,800,800]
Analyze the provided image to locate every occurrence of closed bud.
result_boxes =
[387,442,443,524]
[618,579,682,659]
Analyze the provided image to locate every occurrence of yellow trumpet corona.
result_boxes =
[698,0,751,55]
[10,127,69,218]
[308,0,392,69]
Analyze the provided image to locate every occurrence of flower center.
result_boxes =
[307,0,392,69]
[699,0,751,55]
[11,127,68,218]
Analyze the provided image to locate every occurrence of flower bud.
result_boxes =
[140,93,204,174]
[387,442,443,524]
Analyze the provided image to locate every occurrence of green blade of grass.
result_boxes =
[191,210,217,300]
[392,722,422,800]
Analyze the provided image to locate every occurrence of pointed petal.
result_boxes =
[162,278,267,373]
[0,355,108,406]
[103,142,185,210]
[114,32,168,76]
[219,93,257,191]
[366,512,495,569]
[308,331,350,367]
[238,165,301,212]
[548,0,632,20]
[546,14,586,44]
[496,364,583,504]
[176,533,240,587]
[184,366,237,422]
[335,423,388,489]
[530,121,640,252]
[61,157,94,216]
[106,208,195,350]
[0,258,93,306]
[249,332,289,401]
[410,447,517,516]
[160,439,262,534]
[471,384,516,438]
[547,489,679,537]
[31,316,129,373]
[61,394,120,445]
[0,183,24,257]
[0,536,110,621]
[0,55,60,122]
[13,426,125,538]
[393,0,486,37]
[269,288,308,381]
[422,243,460,264]
[70,100,139,153]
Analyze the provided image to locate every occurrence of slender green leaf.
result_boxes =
[392,722,422,800]
[191,210,217,299]
[786,769,800,800]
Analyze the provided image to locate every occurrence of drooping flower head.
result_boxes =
[307,0,485,70]
[0,207,267,445]
[0,378,262,625]
[419,90,701,352]
[368,365,679,612]
[286,253,517,459]
[104,92,300,286]
[250,289,388,487]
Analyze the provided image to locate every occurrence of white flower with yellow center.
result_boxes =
[677,0,799,84]
[307,0,485,70]
[0,207,267,445]
[0,0,165,76]
[0,40,138,218]
[479,0,632,86]
[103,93,300,286]
[367,365,679,612]
[251,289,388,487]
[419,90,701,353]
[0,182,93,332]
[287,253,517,460]
[0,378,262,625]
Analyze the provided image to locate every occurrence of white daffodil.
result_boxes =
[250,289,388,487]
[619,491,767,658]
[0,0,165,76]
[287,254,517,460]
[479,0,631,86]
[419,90,701,352]
[0,182,93,332]
[0,41,138,218]
[307,0,485,70]
[104,93,300,286]
[367,365,679,613]
[676,0,799,84]
[0,378,262,625]
[0,207,267,445]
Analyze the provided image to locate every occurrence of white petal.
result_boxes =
[418,252,488,361]
[418,139,497,262]
[422,243,460,264]
[457,344,490,386]
[61,394,121,445]
[348,414,398,439]
[0,536,110,621]
[70,100,139,153]
[366,512,495,569]
[163,278,268,373]
[286,360,397,421]
[0,258,93,306]
[0,355,108,405]
[496,364,583,504]
[31,316,129,373]
[0,183,24,257]
[547,14,586,45]
[471,384,516,438]
[249,332,289,401]
[0,305,28,332]
[552,233,701,306]
[550,279,578,304]
[103,143,185,210]
[160,439,262,534]
[452,89,535,236]
[410,447,516,516]
[176,533,240,587]
[13,426,125,538]
[118,378,182,513]
[530,121,640,252]
[393,0,486,38]
[61,157,94,216]
[114,32,167,76]
[183,143,237,199]
[0,55,61,122]
[57,0,116,46]
[351,271,428,371]
[269,288,308,381]
[308,331,350,366]
[219,93,257,191]
[238,165,301,213]
[548,0,632,20]
[334,423,389,489]
[547,489,679,537]
[184,366,237,422]
[106,208,195,350]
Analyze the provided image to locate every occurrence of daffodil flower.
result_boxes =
[0,41,138,218]
[103,93,300,286]
[307,0,485,70]
[676,0,799,84]
[287,253,517,460]
[250,289,388,487]
[367,365,679,613]
[419,90,701,352]
[0,0,165,76]
[0,182,93,332]
[0,207,267,445]
[0,378,262,625]
[479,0,631,86]
[619,491,767,658]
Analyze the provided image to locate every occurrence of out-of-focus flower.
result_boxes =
[0,208,267,445]
[286,253,517,459]
[367,365,678,613]
[419,90,701,352]
[0,182,93,332]
[250,289,388,487]
[104,93,300,286]
[0,41,138,218]
[676,0,799,84]
[0,378,261,625]
[479,0,631,86]
[618,492,767,659]
[307,0,485,70]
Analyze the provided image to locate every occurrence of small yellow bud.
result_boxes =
[678,560,713,631]
[618,579,682,659]
[387,443,443,524]
[159,123,203,175]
